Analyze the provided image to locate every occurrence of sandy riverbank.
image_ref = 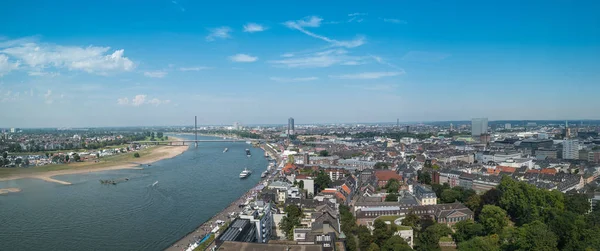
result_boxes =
[0,188,21,195]
[0,137,189,185]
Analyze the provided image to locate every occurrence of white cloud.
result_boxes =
[0,40,134,74]
[206,26,232,41]
[0,54,19,76]
[284,16,365,48]
[144,70,167,78]
[269,49,368,68]
[348,13,367,22]
[43,89,53,104]
[118,94,171,106]
[383,18,407,24]
[28,71,60,77]
[281,53,295,58]
[330,71,404,79]
[229,54,258,63]
[179,66,211,71]
[131,94,146,106]
[348,13,367,17]
[270,77,318,83]
[117,97,129,105]
[243,23,267,33]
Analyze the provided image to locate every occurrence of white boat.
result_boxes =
[152,181,158,187]
[261,170,268,178]
[239,168,252,179]
[223,148,228,153]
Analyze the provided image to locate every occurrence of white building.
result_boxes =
[563,140,579,160]
[505,123,511,129]
[238,201,273,243]
[471,118,488,137]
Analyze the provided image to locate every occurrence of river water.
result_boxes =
[0,135,267,251]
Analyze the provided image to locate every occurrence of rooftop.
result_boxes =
[217,241,323,251]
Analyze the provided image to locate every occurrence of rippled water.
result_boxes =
[0,135,267,251]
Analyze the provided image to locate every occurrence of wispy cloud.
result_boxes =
[117,94,171,106]
[369,55,402,70]
[284,16,365,48]
[346,84,398,91]
[0,54,19,76]
[402,51,450,62]
[269,49,369,68]
[206,26,232,41]
[171,1,185,12]
[383,18,407,24]
[28,71,60,77]
[144,70,167,78]
[330,71,404,79]
[270,77,318,83]
[0,38,134,74]
[243,23,267,33]
[229,54,258,63]
[348,13,367,23]
[179,66,211,71]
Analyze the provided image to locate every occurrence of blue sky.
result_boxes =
[0,0,599,127]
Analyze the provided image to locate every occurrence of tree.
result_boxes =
[417,223,452,251]
[367,243,380,251]
[345,233,358,251]
[457,235,500,251]
[385,178,400,193]
[2,151,7,159]
[318,150,329,157]
[564,193,591,215]
[279,205,303,240]
[298,180,304,190]
[401,213,420,228]
[314,170,332,192]
[479,205,509,235]
[373,219,392,246]
[453,220,485,243]
[157,132,163,139]
[418,171,432,185]
[73,154,81,162]
[15,158,22,166]
[507,221,558,251]
[431,183,450,197]
[24,158,30,166]
[381,236,412,251]
[357,225,374,251]
[133,152,140,158]
[385,193,398,202]
[441,189,462,203]
[465,194,482,213]
[96,153,100,159]
[65,155,70,162]
[374,162,390,169]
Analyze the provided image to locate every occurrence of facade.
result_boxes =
[562,140,579,160]
[536,149,557,160]
[238,201,273,243]
[216,218,257,246]
[588,151,600,163]
[414,184,437,205]
[471,118,488,137]
[505,123,511,129]
[374,170,403,188]
[288,117,295,135]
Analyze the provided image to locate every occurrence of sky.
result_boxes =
[0,0,599,127]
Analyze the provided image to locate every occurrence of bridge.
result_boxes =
[130,139,254,145]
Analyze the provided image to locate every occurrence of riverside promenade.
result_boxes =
[165,144,280,251]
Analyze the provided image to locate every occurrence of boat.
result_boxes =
[223,148,228,153]
[239,168,252,179]
[264,151,269,158]
[245,149,251,157]
[261,170,268,178]
[152,181,158,187]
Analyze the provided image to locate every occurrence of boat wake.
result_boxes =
[152,181,158,187]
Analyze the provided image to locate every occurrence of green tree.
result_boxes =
[374,162,390,169]
[564,193,591,215]
[314,170,332,192]
[15,158,22,166]
[457,235,500,251]
[453,220,485,243]
[373,219,393,246]
[279,205,303,240]
[367,243,380,251]
[417,223,452,251]
[318,150,329,156]
[381,236,412,251]
[96,153,100,159]
[157,132,163,139]
[73,154,81,162]
[133,152,140,158]
[441,189,462,203]
[357,225,374,251]
[2,151,7,159]
[479,205,509,235]
[401,213,420,228]
[298,180,304,190]
[508,221,558,251]
[418,171,432,185]
[24,158,30,166]
[65,155,70,162]
[345,233,358,251]
[385,178,400,193]
[385,193,398,202]
[465,194,482,212]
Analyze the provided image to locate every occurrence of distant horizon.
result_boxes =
[4,118,600,129]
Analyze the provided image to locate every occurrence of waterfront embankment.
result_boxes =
[0,137,189,185]
[165,143,279,251]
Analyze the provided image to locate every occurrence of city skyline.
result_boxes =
[1,1,599,127]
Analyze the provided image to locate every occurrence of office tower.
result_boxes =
[471,118,488,137]
[505,123,511,129]
[563,139,579,159]
[288,117,294,135]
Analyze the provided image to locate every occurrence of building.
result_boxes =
[374,170,403,188]
[588,151,600,163]
[536,148,557,160]
[9,128,16,133]
[238,201,274,243]
[563,140,579,160]
[505,123,511,129]
[296,176,315,196]
[471,118,488,137]
[288,117,295,135]
[216,218,257,246]
[217,241,323,251]
[414,184,437,205]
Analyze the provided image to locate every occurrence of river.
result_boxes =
[0,135,267,251]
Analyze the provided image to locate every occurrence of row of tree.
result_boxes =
[340,205,412,251]
[278,205,303,240]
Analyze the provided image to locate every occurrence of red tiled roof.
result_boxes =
[296,174,309,180]
[340,184,351,195]
[335,191,346,202]
[497,166,516,173]
[540,168,557,175]
[526,169,540,174]
[374,170,402,181]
